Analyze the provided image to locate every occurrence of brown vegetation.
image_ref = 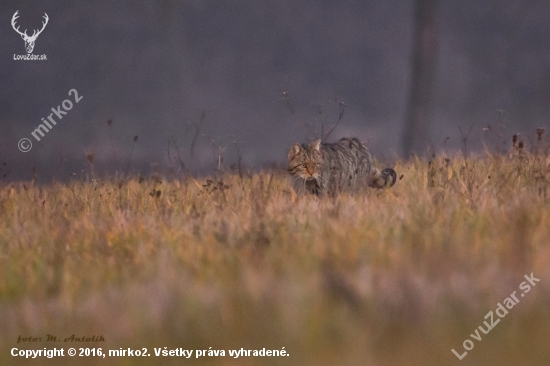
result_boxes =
[1,145,550,365]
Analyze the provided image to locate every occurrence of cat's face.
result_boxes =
[287,140,323,181]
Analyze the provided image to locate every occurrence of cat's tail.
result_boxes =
[369,167,397,189]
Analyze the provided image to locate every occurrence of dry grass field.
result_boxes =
[1,146,550,365]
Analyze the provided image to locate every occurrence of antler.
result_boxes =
[29,13,49,40]
[11,10,28,37]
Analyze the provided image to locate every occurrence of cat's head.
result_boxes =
[287,139,323,181]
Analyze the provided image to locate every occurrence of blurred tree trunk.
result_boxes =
[402,0,439,156]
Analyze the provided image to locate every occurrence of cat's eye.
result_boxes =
[300,163,307,167]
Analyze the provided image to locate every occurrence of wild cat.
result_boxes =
[287,137,396,195]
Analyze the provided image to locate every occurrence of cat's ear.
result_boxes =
[288,143,303,160]
[310,139,321,152]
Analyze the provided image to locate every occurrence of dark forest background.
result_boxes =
[1,0,550,180]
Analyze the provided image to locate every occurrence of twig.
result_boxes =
[125,135,138,174]
[190,110,206,157]
[458,123,474,159]
[322,101,345,142]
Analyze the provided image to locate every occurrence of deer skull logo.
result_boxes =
[11,10,49,54]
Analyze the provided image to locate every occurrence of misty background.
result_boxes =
[1,0,550,181]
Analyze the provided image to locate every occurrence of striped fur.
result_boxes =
[287,138,396,195]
